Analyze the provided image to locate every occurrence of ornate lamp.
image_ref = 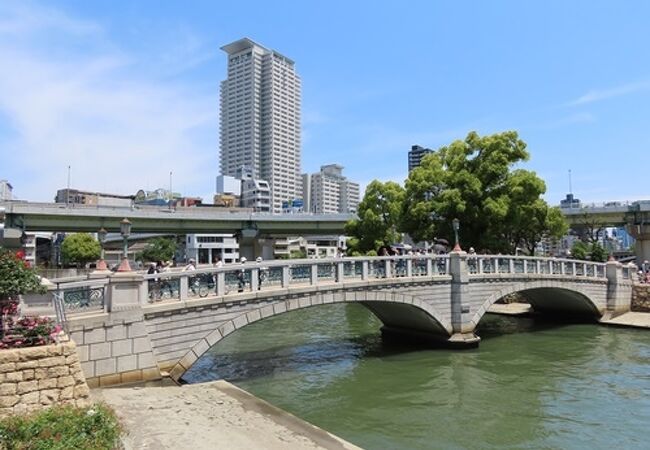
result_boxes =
[452,218,461,252]
[116,218,132,272]
[96,227,108,271]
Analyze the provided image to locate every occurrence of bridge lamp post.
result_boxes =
[96,227,108,271]
[116,218,132,272]
[452,218,461,252]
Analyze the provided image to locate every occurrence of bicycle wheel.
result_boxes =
[198,284,209,298]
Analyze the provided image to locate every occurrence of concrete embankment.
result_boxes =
[94,380,362,450]
[487,298,650,329]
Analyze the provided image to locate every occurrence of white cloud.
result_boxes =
[0,3,218,202]
[567,80,650,106]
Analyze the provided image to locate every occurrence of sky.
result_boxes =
[1,0,649,205]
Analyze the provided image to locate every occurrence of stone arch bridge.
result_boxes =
[49,253,634,386]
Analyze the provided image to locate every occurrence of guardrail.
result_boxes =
[47,255,620,320]
[468,255,607,278]
[141,255,451,302]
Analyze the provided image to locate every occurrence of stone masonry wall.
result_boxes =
[632,284,650,312]
[67,310,161,388]
[0,339,90,417]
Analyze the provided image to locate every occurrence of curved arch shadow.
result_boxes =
[471,280,603,327]
[168,290,451,381]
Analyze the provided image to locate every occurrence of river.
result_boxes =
[183,303,650,450]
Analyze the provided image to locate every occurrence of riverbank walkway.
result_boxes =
[488,302,650,329]
[95,380,362,450]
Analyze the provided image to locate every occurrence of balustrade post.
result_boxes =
[362,260,369,280]
[336,262,344,283]
[250,268,259,291]
[548,260,553,274]
[523,259,528,274]
[384,259,392,278]
[179,276,189,301]
[105,272,145,311]
[509,258,514,274]
[583,263,587,276]
[139,280,149,305]
[406,259,413,277]
[310,264,318,285]
[478,258,484,274]
[572,262,577,275]
[536,260,541,274]
[282,266,290,287]
[216,272,225,296]
[426,258,433,276]
[604,260,631,318]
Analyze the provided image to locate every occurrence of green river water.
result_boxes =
[183,304,650,450]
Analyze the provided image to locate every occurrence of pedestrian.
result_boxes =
[256,256,266,290]
[183,258,198,294]
[183,258,196,272]
[214,256,224,268]
[237,257,247,292]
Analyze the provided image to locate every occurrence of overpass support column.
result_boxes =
[448,251,480,347]
[627,224,650,266]
[602,260,633,320]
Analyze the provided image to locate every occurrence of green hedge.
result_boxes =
[0,403,121,450]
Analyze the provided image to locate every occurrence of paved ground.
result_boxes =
[486,303,533,315]
[94,380,362,450]
[600,311,650,329]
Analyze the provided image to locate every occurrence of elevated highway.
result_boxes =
[0,201,353,236]
[560,200,650,264]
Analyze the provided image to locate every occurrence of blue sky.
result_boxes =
[1,1,648,204]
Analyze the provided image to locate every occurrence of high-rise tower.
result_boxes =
[220,38,302,213]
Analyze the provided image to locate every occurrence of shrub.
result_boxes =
[0,249,47,345]
[0,403,121,450]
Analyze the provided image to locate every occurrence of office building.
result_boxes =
[408,145,433,172]
[220,38,302,213]
[302,164,359,214]
[560,193,581,209]
[0,180,13,201]
[186,234,239,265]
[55,189,133,207]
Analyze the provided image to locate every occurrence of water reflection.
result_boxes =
[183,303,650,450]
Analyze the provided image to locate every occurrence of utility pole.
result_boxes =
[66,165,71,207]
[169,171,173,210]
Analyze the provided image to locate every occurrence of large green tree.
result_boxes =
[137,237,177,263]
[345,180,405,254]
[402,131,567,253]
[60,233,101,267]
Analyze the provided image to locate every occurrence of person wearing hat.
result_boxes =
[256,256,266,290]
[237,257,247,292]
[183,258,198,294]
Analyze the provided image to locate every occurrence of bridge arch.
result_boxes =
[168,289,451,381]
[469,279,605,327]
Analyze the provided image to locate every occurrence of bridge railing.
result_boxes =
[50,278,109,328]
[141,255,451,303]
[468,255,606,279]
[48,254,613,317]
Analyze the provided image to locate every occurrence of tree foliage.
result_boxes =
[571,241,589,260]
[137,237,177,263]
[401,131,567,253]
[60,233,101,267]
[345,180,405,253]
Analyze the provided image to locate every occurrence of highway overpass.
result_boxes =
[560,200,650,264]
[0,202,353,235]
